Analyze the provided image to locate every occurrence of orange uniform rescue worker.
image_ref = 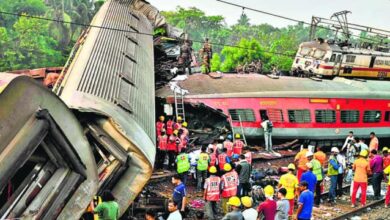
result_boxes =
[204,166,221,220]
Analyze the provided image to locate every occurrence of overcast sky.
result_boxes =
[148,0,390,30]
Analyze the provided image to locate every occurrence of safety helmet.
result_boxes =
[264,185,274,197]
[209,166,217,174]
[159,116,165,121]
[306,162,313,169]
[173,130,179,135]
[241,196,252,208]
[227,196,241,207]
[331,147,340,153]
[177,116,182,121]
[235,134,241,139]
[182,121,188,127]
[383,147,389,152]
[360,150,368,157]
[305,151,314,158]
[227,134,233,140]
[224,163,232,172]
[287,163,296,170]
[219,135,225,141]
[232,154,239,159]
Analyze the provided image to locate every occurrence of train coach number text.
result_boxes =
[378,71,388,78]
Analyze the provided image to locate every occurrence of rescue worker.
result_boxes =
[224,135,234,158]
[181,121,189,137]
[157,129,168,170]
[166,118,174,136]
[179,39,193,75]
[204,166,221,220]
[313,145,326,166]
[241,196,257,220]
[278,163,298,218]
[384,163,390,208]
[233,134,244,155]
[243,147,252,165]
[327,147,340,205]
[197,146,210,192]
[209,148,217,168]
[174,116,183,131]
[294,144,309,182]
[221,163,239,214]
[222,196,243,220]
[369,132,379,152]
[257,185,277,220]
[156,116,165,137]
[307,152,323,207]
[167,130,180,170]
[179,129,188,151]
[383,147,390,169]
[236,154,251,197]
[176,148,190,185]
[208,139,218,154]
[200,38,213,74]
[351,150,371,207]
[218,148,231,173]
[369,149,383,200]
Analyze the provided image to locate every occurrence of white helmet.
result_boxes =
[305,151,314,158]
[331,147,340,153]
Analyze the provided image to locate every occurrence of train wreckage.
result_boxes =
[0,0,175,219]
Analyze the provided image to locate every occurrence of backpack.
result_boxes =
[266,121,273,132]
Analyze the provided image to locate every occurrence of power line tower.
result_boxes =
[330,10,352,40]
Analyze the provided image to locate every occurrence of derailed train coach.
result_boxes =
[0,0,159,219]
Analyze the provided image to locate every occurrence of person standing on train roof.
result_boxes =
[383,147,390,169]
[174,116,183,131]
[327,147,340,205]
[261,116,273,153]
[384,163,390,208]
[224,135,234,158]
[156,116,166,137]
[278,163,298,218]
[166,117,174,136]
[313,146,326,167]
[294,143,309,182]
[370,149,383,200]
[341,131,354,152]
[233,134,244,155]
[351,150,371,208]
[369,132,379,152]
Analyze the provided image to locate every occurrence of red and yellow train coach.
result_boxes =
[158,74,390,140]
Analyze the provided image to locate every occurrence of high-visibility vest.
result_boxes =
[221,170,238,198]
[233,140,244,155]
[197,153,209,171]
[167,135,177,151]
[245,151,252,164]
[311,159,323,181]
[158,135,168,150]
[205,176,221,201]
[218,153,227,170]
[177,153,190,174]
[209,153,217,167]
[156,121,165,136]
[327,156,339,176]
[166,120,174,135]
[224,141,233,157]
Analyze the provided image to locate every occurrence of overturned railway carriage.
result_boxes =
[0,74,98,219]
[292,40,390,79]
[55,0,156,217]
[157,74,390,140]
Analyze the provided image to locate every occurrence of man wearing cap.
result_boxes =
[241,196,257,220]
[204,166,221,220]
[174,116,183,131]
[276,188,289,220]
[296,181,314,220]
[156,116,166,138]
[278,163,298,218]
[327,147,340,205]
[307,151,323,207]
[257,185,277,220]
[300,162,317,193]
[351,150,371,207]
[221,163,239,214]
[222,196,244,220]
[369,149,383,200]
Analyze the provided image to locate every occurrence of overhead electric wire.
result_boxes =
[0,10,296,58]
[215,0,386,43]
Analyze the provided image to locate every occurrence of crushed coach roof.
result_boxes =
[156,74,390,99]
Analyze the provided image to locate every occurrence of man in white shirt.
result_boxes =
[241,196,257,220]
[261,117,273,153]
[167,200,182,220]
[341,131,354,152]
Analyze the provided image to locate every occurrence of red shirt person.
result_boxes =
[156,116,165,137]
[257,185,276,220]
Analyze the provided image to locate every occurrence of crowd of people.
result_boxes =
[154,116,390,220]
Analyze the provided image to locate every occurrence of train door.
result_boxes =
[332,53,343,76]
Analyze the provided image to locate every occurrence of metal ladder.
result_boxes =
[174,88,186,121]
[229,115,247,146]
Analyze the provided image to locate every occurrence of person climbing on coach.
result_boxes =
[294,144,309,182]
[204,166,221,220]
[327,147,340,205]
[233,134,244,155]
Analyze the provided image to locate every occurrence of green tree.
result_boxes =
[210,53,221,72]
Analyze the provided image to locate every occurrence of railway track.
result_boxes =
[332,198,385,220]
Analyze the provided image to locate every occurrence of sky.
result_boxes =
[148,0,390,31]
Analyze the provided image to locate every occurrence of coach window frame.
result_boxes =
[363,110,381,123]
[287,109,311,123]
